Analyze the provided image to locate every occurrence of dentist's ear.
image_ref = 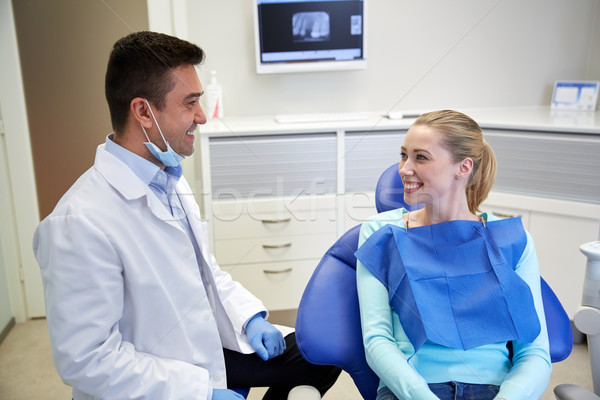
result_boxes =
[130,97,153,129]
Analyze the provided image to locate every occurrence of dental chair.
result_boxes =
[295,163,574,400]
[553,241,600,400]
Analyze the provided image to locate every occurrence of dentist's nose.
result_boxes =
[196,103,207,125]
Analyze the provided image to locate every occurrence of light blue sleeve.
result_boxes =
[495,231,552,400]
[356,211,438,400]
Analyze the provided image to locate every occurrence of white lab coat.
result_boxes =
[33,144,267,400]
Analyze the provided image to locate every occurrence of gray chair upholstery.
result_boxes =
[554,384,600,400]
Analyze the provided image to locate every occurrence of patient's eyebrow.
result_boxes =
[413,148,432,155]
[402,145,431,153]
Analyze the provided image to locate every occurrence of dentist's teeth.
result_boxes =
[186,131,195,136]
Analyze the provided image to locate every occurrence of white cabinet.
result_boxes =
[344,130,407,192]
[344,192,377,231]
[342,129,407,230]
[479,203,531,230]
[223,259,326,311]
[480,127,600,318]
[529,212,599,319]
[483,129,600,204]
[198,131,339,311]
[209,196,337,310]
[193,110,600,314]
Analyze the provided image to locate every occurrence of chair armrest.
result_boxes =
[541,277,573,362]
[554,384,600,400]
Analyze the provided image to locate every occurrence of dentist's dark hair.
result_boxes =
[413,110,497,214]
[105,31,205,133]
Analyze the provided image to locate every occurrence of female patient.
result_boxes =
[355,110,551,400]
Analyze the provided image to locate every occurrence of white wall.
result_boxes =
[0,0,42,322]
[588,1,600,81]
[188,0,599,117]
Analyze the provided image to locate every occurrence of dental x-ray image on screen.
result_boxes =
[293,12,331,42]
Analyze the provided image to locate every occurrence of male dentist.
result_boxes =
[33,31,340,400]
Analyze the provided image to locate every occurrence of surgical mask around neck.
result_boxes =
[140,99,185,167]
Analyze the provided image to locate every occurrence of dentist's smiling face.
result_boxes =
[398,124,464,206]
[149,64,207,157]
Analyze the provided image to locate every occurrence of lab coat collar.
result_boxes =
[94,144,183,227]
[94,144,148,200]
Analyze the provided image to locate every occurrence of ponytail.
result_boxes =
[466,140,496,213]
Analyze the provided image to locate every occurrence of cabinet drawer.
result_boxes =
[484,130,600,204]
[209,133,337,198]
[345,130,407,192]
[224,259,319,311]
[344,192,377,230]
[213,209,337,240]
[214,232,335,265]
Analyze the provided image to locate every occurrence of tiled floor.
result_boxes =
[0,319,594,400]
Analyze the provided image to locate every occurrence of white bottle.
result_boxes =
[205,70,224,119]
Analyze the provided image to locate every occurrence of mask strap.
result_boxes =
[140,124,151,142]
[142,99,169,145]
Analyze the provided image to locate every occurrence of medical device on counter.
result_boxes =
[574,241,600,395]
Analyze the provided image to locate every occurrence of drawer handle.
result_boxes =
[260,218,292,224]
[262,243,292,249]
[263,267,293,274]
[492,211,518,219]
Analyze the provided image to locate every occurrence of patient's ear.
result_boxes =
[456,158,474,180]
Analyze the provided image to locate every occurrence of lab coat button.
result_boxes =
[214,372,222,381]
[203,312,211,321]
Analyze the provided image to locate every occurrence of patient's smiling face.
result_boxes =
[398,125,465,207]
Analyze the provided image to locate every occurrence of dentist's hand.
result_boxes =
[212,389,246,400]
[245,313,286,361]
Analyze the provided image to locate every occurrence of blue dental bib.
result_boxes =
[355,217,540,352]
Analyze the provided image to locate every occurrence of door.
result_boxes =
[0,112,20,326]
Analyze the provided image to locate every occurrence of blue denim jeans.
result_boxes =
[376,382,500,400]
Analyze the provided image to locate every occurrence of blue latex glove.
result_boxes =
[212,389,246,400]
[245,313,286,361]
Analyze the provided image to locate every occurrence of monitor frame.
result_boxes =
[253,0,368,74]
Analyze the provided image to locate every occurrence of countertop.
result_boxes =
[198,106,600,137]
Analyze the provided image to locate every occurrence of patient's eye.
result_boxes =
[400,152,408,160]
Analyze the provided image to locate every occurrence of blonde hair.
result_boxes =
[413,110,497,213]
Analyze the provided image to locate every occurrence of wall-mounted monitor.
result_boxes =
[253,0,367,74]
